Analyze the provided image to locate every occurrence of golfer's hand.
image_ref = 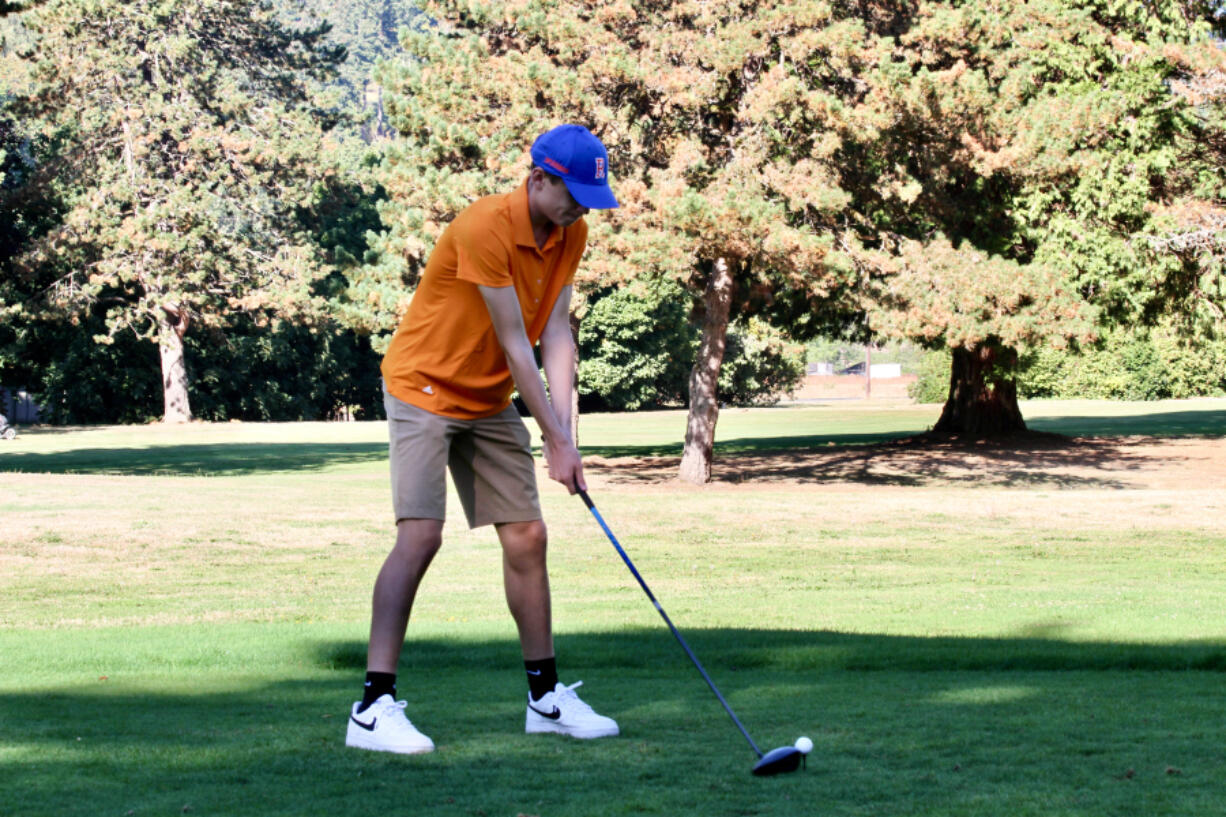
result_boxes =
[542,434,586,494]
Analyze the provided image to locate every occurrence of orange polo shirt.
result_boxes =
[381,181,587,419]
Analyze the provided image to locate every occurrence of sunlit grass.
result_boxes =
[1,399,1224,816]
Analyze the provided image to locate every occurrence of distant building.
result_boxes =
[806,362,835,376]
[837,363,903,379]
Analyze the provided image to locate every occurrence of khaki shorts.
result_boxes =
[384,388,541,528]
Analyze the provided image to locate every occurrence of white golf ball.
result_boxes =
[795,736,813,754]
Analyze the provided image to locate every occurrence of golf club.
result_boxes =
[577,487,806,777]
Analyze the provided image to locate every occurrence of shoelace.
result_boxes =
[377,698,415,726]
[554,681,594,713]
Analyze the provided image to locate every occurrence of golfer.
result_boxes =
[346,125,620,754]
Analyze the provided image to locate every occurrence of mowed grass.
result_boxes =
[1,399,1225,816]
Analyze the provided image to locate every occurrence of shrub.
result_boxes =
[577,282,806,411]
[908,349,951,403]
[577,279,695,411]
[1018,324,1226,401]
[718,319,807,407]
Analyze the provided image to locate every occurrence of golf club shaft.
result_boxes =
[578,489,764,758]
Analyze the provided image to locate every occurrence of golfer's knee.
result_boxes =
[500,520,547,572]
[394,519,444,562]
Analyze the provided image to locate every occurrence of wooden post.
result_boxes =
[865,344,872,400]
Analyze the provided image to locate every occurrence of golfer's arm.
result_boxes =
[478,284,569,443]
[538,285,576,436]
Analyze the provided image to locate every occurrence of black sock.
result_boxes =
[358,671,397,712]
[525,656,558,701]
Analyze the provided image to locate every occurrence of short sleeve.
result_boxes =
[454,214,513,288]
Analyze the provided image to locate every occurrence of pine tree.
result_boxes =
[370,0,858,482]
[855,0,1226,433]
[7,0,345,422]
[365,0,1226,457]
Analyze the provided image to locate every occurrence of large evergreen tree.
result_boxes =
[367,0,1226,454]
[369,0,862,482]
[5,0,345,422]
[853,0,1226,433]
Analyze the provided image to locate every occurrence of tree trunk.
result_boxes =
[679,257,734,484]
[158,304,192,424]
[933,343,1026,434]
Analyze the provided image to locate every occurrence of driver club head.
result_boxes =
[751,745,804,777]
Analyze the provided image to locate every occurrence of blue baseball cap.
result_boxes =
[530,124,619,210]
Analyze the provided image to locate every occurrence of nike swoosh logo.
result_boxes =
[526,669,542,676]
[529,704,561,720]
[350,714,377,731]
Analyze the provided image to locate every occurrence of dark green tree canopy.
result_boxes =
[3,0,351,420]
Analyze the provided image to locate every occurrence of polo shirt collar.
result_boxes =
[511,180,561,253]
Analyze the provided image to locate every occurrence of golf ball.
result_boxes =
[795,736,813,754]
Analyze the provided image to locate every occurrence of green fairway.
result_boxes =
[2,399,1224,816]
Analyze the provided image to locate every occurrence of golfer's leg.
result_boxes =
[367,518,444,673]
[497,519,553,661]
[503,517,619,739]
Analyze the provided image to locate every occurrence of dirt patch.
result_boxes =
[583,434,1226,491]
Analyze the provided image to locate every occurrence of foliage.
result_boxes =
[364,0,937,479]
[907,327,1226,412]
[11,0,345,331]
[16,310,164,424]
[6,0,1225,427]
[576,279,694,412]
[1,0,401,424]
[1019,324,1226,400]
[835,0,1226,429]
[1,20,67,387]
[865,0,1224,323]
[362,0,872,378]
[187,319,383,421]
[577,281,805,412]
[717,319,808,407]
[371,0,848,288]
[1,129,387,424]
[2,0,347,419]
[7,304,382,424]
[1154,328,1226,397]
[360,0,1226,440]
[909,350,954,404]
[297,139,391,326]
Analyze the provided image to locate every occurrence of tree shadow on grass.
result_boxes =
[581,430,921,460]
[0,441,388,476]
[6,629,1226,817]
[588,434,1214,489]
[312,628,1226,675]
[1026,407,1226,438]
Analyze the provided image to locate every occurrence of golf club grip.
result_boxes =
[578,490,764,758]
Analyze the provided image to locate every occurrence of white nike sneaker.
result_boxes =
[345,695,435,754]
[525,681,619,739]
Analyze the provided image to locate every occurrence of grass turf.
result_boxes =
[1,399,1224,816]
